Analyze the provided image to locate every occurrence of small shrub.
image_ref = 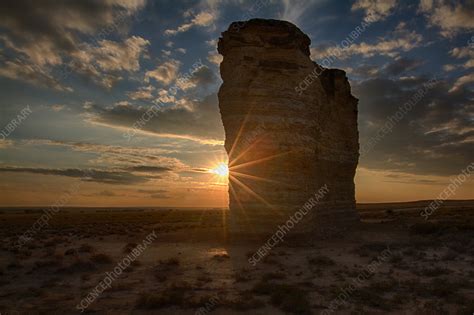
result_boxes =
[262,272,286,281]
[136,286,187,309]
[160,257,179,267]
[122,242,138,254]
[212,253,230,261]
[78,244,94,253]
[252,281,311,314]
[91,253,113,264]
[307,255,336,267]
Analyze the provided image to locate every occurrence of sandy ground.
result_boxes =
[0,200,473,315]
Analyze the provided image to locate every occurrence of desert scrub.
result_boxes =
[252,280,311,314]
[212,253,230,261]
[261,272,286,281]
[90,253,113,264]
[136,285,187,309]
[122,242,138,254]
[78,243,94,253]
[307,255,336,267]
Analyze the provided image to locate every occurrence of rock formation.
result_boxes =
[218,19,359,236]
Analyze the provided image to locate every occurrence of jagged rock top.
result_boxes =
[218,18,311,56]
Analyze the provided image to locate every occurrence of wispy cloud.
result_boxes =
[419,0,474,37]
[311,22,422,60]
[0,167,148,185]
[0,0,147,90]
[84,94,224,144]
[280,0,322,25]
[164,11,215,36]
[352,0,397,22]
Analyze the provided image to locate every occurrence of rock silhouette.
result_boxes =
[218,19,359,235]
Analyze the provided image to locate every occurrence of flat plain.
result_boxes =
[0,200,473,314]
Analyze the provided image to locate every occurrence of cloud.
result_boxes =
[280,0,318,24]
[49,104,66,112]
[0,0,145,64]
[150,192,171,199]
[175,66,217,90]
[136,189,168,194]
[346,64,380,78]
[0,59,73,91]
[206,39,217,47]
[354,75,473,176]
[311,22,422,60]
[207,52,223,65]
[156,90,176,103]
[164,11,214,36]
[443,64,458,72]
[143,60,216,94]
[0,0,146,89]
[127,85,155,100]
[445,46,474,91]
[126,166,172,172]
[145,59,181,85]
[351,0,397,22]
[449,73,474,93]
[21,139,186,171]
[449,46,474,69]
[347,58,423,80]
[0,139,14,148]
[70,36,149,89]
[75,36,149,72]
[136,188,170,198]
[0,167,148,185]
[419,0,474,37]
[95,190,117,196]
[85,94,224,143]
[382,57,424,76]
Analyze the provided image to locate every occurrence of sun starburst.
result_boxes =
[209,162,229,177]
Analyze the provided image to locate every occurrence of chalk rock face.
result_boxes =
[218,19,359,235]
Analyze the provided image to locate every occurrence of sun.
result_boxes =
[209,162,229,177]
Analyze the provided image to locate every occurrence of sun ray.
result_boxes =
[228,182,258,234]
[229,174,282,214]
[228,106,253,160]
[228,133,268,167]
[230,170,293,187]
[230,150,293,171]
[227,111,252,160]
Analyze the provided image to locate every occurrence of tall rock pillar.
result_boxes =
[218,19,359,236]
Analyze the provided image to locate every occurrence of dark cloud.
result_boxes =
[150,192,170,199]
[136,189,168,194]
[96,190,117,196]
[0,0,144,60]
[20,139,186,170]
[348,64,380,78]
[86,94,224,143]
[348,58,423,79]
[0,59,72,91]
[189,66,218,87]
[127,166,172,172]
[354,75,473,176]
[382,173,447,185]
[135,189,169,199]
[0,167,148,185]
[383,57,424,76]
[0,0,147,89]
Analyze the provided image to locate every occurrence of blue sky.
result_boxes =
[0,0,473,206]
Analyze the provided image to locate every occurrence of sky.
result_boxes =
[0,0,473,207]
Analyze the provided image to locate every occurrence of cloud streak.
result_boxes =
[0,167,148,185]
